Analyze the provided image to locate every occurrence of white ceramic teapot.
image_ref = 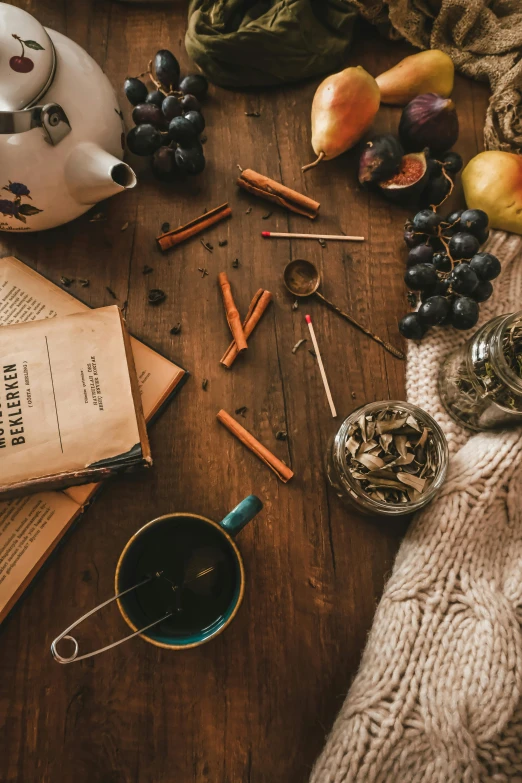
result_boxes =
[0,3,136,232]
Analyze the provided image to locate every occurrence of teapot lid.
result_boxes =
[0,3,55,111]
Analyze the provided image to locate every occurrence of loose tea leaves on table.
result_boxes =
[170,323,182,335]
[200,239,213,252]
[232,258,240,268]
[143,265,153,275]
[106,286,117,299]
[148,288,166,305]
[292,338,307,354]
[235,406,248,417]
[218,240,228,247]
[79,278,90,287]
[60,276,73,287]
[344,407,438,504]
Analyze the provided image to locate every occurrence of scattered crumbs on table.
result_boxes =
[275,430,287,441]
[200,238,213,253]
[142,265,153,275]
[78,278,90,288]
[318,238,326,248]
[106,286,117,299]
[309,348,317,359]
[200,134,207,144]
[202,378,208,391]
[60,276,74,287]
[292,338,307,354]
[121,222,129,232]
[237,163,244,172]
[218,240,228,247]
[198,267,209,278]
[292,299,299,311]
[148,288,166,305]
[235,406,248,417]
[245,207,252,215]
[232,258,240,269]
[351,391,357,399]
[161,222,170,234]
[261,211,273,220]
[245,111,261,117]
[89,212,106,222]
[170,323,182,335]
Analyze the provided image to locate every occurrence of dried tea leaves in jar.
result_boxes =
[344,407,437,504]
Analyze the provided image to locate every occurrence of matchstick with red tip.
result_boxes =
[305,314,337,418]
[261,231,364,241]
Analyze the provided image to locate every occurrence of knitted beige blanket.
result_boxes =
[311,231,522,783]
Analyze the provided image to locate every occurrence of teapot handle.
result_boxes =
[0,103,70,145]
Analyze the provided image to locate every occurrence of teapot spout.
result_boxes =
[65,142,136,205]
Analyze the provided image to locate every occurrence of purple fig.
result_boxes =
[399,93,459,154]
[358,134,404,186]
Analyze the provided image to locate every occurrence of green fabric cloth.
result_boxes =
[185,0,358,87]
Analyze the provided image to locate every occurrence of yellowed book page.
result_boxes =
[0,256,184,417]
[0,307,142,488]
[0,492,81,621]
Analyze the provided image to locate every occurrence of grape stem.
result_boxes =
[135,60,183,97]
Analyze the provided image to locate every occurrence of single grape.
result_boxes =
[407,245,434,266]
[427,157,443,177]
[459,208,489,236]
[451,297,479,330]
[179,74,208,99]
[421,175,451,207]
[154,49,180,90]
[124,77,148,106]
[469,252,501,281]
[184,110,205,133]
[471,280,493,302]
[412,209,442,234]
[476,228,490,246]
[404,229,425,248]
[126,124,162,156]
[168,116,199,144]
[174,146,206,175]
[443,210,464,235]
[132,103,166,128]
[145,90,165,108]
[448,232,480,260]
[151,146,178,181]
[448,263,479,295]
[181,94,201,112]
[162,95,182,121]
[404,263,439,292]
[432,253,452,273]
[418,295,451,326]
[441,151,463,174]
[399,312,427,340]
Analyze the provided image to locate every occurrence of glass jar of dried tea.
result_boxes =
[327,401,448,516]
[439,311,522,431]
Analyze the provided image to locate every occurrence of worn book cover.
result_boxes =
[0,256,188,622]
[0,305,151,499]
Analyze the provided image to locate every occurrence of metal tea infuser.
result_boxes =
[283,259,404,360]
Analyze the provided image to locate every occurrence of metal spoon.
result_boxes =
[283,259,405,360]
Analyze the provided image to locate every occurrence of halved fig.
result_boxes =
[378,150,429,204]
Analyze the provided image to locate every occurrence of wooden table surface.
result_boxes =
[0,3,488,781]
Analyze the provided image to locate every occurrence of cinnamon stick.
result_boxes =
[237,169,320,219]
[218,272,247,353]
[217,409,294,483]
[220,289,272,368]
[156,203,232,252]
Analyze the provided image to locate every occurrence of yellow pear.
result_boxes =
[462,151,522,235]
[376,50,454,106]
[302,66,380,172]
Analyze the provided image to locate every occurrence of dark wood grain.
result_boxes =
[0,4,489,782]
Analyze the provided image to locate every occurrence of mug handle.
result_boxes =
[219,495,263,536]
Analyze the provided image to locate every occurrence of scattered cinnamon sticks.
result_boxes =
[156,202,232,252]
[218,272,247,353]
[220,288,272,368]
[217,409,294,483]
[237,169,320,219]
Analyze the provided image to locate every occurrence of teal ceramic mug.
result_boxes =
[51,495,262,662]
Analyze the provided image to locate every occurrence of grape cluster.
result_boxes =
[399,207,501,339]
[123,50,209,181]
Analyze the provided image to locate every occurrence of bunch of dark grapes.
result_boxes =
[123,50,209,181]
[399,203,501,339]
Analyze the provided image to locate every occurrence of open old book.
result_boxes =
[0,256,187,623]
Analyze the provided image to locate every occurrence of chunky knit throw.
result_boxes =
[311,231,522,783]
